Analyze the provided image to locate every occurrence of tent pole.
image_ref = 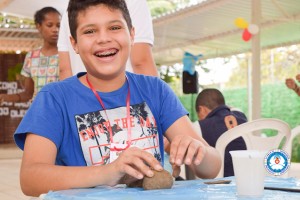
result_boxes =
[250,0,261,120]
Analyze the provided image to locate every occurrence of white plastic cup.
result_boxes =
[230,150,267,197]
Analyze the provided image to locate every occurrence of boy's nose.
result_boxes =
[96,30,112,43]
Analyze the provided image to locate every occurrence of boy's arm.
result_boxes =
[21,133,162,197]
[164,116,222,179]
[58,52,73,80]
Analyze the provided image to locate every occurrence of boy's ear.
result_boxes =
[70,36,79,54]
[198,105,211,120]
[202,106,211,116]
[130,27,135,46]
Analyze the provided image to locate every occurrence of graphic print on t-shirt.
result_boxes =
[75,102,161,166]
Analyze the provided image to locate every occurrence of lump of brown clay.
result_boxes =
[142,169,173,190]
[126,179,143,188]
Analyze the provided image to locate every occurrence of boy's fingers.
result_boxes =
[121,174,139,185]
[184,141,197,165]
[172,165,181,177]
[174,138,192,166]
[169,136,181,165]
[170,135,193,166]
[130,156,155,177]
[137,149,163,172]
[170,136,207,167]
[194,145,206,165]
[122,164,144,180]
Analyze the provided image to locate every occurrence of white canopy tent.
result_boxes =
[0,0,68,51]
[0,0,68,18]
[152,0,300,120]
[1,0,300,120]
[153,0,300,64]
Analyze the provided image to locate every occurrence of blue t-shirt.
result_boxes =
[14,72,188,167]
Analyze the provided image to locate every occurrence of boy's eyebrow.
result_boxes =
[108,20,126,25]
[78,24,95,30]
[79,19,126,29]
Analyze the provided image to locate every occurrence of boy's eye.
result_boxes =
[84,29,95,34]
[110,26,121,31]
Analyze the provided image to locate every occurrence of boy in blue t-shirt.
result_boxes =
[14,0,221,197]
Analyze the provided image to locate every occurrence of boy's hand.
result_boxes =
[110,147,163,186]
[172,164,181,178]
[169,134,207,167]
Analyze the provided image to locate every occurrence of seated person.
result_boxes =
[285,74,300,96]
[193,88,247,177]
[14,0,221,197]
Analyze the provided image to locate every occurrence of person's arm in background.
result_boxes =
[285,77,300,96]
[58,11,73,80]
[295,74,300,96]
[128,0,158,76]
[0,77,34,103]
[0,52,34,103]
[58,52,72,80]
[131,43,157,76]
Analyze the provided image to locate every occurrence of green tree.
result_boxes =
[147,0,196,17]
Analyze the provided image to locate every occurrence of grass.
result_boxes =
[178,83,300,162]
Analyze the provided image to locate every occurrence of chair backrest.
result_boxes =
[284,125,300,159]
[215,118,291,178]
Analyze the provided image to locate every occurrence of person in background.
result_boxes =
[0,7,61,104]
[193,88,247,177]
[14,0,221,196]
[285,74,300,96]
[58,0,158,80]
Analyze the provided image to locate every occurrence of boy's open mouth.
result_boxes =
[95,49,118,58]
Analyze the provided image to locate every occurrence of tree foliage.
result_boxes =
[147,0,197,17]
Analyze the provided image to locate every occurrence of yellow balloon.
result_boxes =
[234,17,248,29]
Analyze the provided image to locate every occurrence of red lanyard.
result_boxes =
[86,74,131,151]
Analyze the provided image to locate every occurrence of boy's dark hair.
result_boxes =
[195,88,225,112]
[34,7,61,25]
[68,0,132,42]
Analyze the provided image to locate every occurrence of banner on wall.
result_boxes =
[0,81,31,118]
[0,53,27,143]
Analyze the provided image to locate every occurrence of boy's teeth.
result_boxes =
[96,50,117,57]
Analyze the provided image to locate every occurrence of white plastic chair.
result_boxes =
[285,125,300,159]
[215,118,291,178]
[284,125,300,178]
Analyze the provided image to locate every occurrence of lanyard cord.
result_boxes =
[86,74,131,151]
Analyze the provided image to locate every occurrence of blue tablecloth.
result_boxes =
[42,176,300,200]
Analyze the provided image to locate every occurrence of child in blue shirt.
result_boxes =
[14,0,221,197]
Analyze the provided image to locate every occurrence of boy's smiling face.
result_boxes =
[71,5,134,80]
